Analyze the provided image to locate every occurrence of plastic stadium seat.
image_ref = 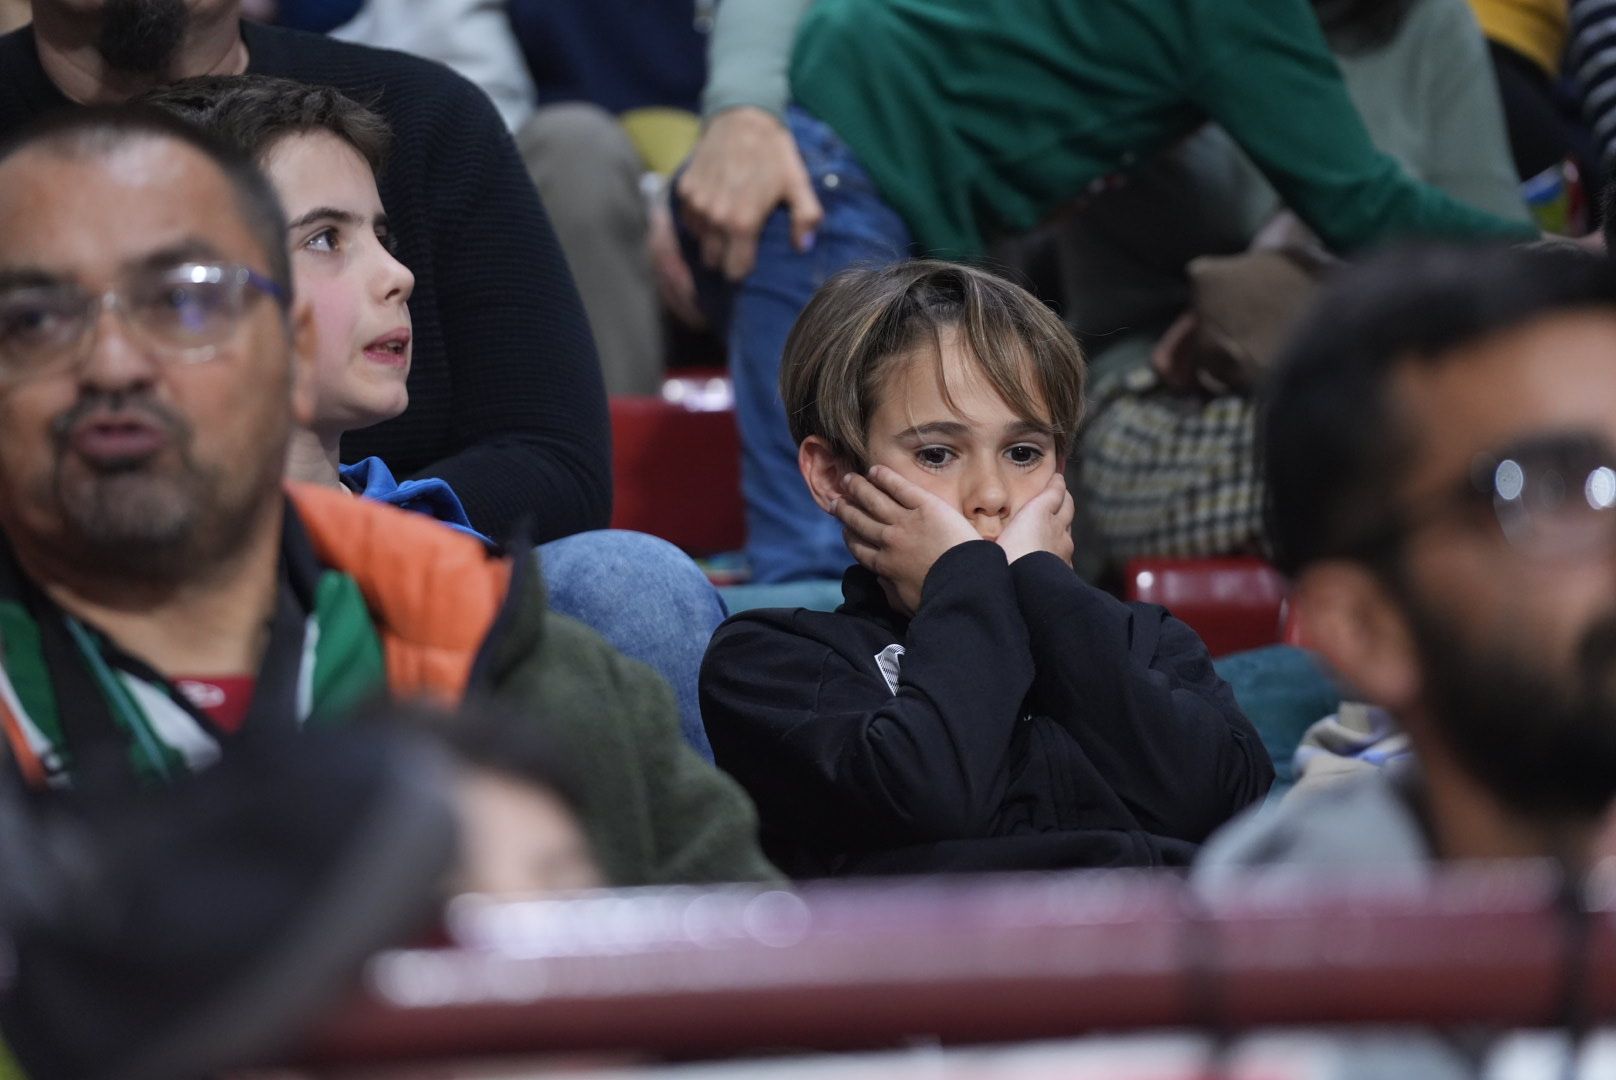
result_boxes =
[1125,557,1289,657]
[608,372,744,555]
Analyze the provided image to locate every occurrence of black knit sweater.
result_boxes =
[0,23,611,542]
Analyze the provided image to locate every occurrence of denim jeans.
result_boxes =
[537,530,727,761]
[681,107,914,583]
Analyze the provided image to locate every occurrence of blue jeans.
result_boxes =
[681,107,914,583]
[537,530,726,761]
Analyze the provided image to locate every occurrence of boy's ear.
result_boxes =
[1292,561,1422,713]
[799,435,856,512]
[287,296,319,429]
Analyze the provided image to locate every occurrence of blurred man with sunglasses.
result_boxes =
[1198,244,1616,886]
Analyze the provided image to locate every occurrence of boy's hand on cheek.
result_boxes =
[833,466,980,613]
[997,474,1075,567]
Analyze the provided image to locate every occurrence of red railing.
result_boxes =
[300,864,1616,1066]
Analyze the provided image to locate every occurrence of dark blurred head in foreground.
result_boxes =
[1265,244,1616,859]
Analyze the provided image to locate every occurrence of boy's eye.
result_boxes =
[917,446,955,468]
[1007,444,1045,466]
[303,227,340,254]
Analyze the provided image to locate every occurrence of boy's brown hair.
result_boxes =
[140,74,393,175]
[780,260,1085,467]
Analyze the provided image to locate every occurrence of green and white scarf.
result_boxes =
[0,569,386,790]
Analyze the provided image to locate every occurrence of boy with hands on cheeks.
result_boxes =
[701,262,1272,878]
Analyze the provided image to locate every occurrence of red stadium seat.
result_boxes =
[609,372,745,555]
[1125,557,1289,657]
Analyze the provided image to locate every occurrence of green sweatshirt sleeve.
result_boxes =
[1186,0,1538,251]
[701,0,814,121]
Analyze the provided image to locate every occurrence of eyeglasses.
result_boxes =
[1349,431,1616,560]
[0,262,288,383]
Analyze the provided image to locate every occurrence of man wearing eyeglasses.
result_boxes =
[0,0,609,546]
[0,106,775,885]
[1197,244,1616,888]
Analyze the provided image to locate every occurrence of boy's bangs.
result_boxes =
[946,315,1062,441]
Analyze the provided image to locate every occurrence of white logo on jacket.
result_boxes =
[874,644,905,696]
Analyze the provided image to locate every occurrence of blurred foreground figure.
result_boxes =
[0,726,458,1080]
[0,108,774,887]
[0,691,604,1078]
[1200,246,1616,884]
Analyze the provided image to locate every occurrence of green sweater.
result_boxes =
[477,568,782,886]
[774,0,1538,257]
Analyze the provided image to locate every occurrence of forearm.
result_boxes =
[1194,0,1537,250]
[424,95,612,540]
[1010,554,1273,840]
[701,0,814,121]
[422,432,610,544]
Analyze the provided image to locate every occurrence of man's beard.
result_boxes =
[97,0,189,76]
[42,391,265,581]
[1405,593,1616,823]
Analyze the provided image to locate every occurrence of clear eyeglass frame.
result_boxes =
[0,262,287,384]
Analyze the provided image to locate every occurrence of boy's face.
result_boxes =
[262,130,413,442]
[449,766,603,895]
[862,329,1060,542]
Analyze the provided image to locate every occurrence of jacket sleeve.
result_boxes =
[500,607,779,887]
[700,0,814,121]
[1186,0,1537,251]
[623,658,785,886]
[1009,553,1274,843]
[700,541,1036,848]
[409,76,612,540]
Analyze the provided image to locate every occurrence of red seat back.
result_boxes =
[1124,557,1289,657]
[609,374,744,555]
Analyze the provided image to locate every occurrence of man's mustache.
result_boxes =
[50,391,191,449]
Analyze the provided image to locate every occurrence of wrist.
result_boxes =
[702,103,787,132]
[918,539,1006,595]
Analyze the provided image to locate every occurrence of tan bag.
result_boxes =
[1178,245,1335,393]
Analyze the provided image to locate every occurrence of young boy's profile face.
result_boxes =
[262,130,414,440]
[863,327,1060,542]
[449,766,603,896]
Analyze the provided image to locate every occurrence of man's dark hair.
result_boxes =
[142,75,393,175]
[0,105,292,297]
[1262,243,1616,576]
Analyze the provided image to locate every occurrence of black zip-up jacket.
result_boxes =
[700,541,1274,877]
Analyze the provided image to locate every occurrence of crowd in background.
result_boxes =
[2,0,1616,1076]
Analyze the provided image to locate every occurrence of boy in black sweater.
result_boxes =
[700,261,1273,877]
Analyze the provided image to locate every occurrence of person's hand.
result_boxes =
[996,473,1075,567]
[646,195,706,329]
[1572,228,1608,255]
[1150,309,1203,392]
[832,465,980,614]
[676,106,823,281]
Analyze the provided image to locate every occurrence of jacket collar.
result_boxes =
[839,564,911,637]
[286,483,520,703]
